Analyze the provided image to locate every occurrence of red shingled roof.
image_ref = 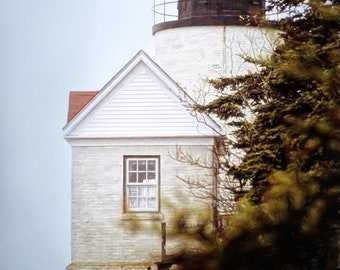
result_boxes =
[67,91,98,122]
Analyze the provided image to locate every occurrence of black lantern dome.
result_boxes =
[153,0,265,34]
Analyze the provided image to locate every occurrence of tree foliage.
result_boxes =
[174,0,340,269]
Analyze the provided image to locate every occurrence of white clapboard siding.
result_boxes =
[66,56,218,138]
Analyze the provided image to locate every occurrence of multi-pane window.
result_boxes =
[124,157,159,212]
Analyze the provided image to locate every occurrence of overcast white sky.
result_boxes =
[0,1,155,269]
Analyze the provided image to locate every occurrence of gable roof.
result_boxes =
[63,50,222,139]
[67,91,98,122]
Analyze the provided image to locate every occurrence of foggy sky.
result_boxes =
[0,1,154,269]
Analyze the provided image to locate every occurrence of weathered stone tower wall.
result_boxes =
[154,25,278,97]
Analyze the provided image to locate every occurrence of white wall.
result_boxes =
[68,141,215,270]
[154,25,279,102]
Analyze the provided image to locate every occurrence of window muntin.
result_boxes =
[125,157,159,212]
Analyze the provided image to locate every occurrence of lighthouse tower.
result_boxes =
[64,2,281,270]
[152,0,278,100]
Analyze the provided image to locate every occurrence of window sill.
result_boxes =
[122,212,164,221]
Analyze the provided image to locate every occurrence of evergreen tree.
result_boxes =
[174,0,340,269]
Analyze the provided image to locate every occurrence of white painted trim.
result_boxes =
[63,50,222,138]
[65,137,215,146]
[63,51,181,134]
[121,212,164,221]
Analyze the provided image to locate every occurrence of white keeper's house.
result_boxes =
[63,1,278,269]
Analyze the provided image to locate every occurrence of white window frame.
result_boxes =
[124,156,160,212]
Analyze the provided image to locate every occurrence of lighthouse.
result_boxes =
[152,0,278,101]
[64,1,279,270]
